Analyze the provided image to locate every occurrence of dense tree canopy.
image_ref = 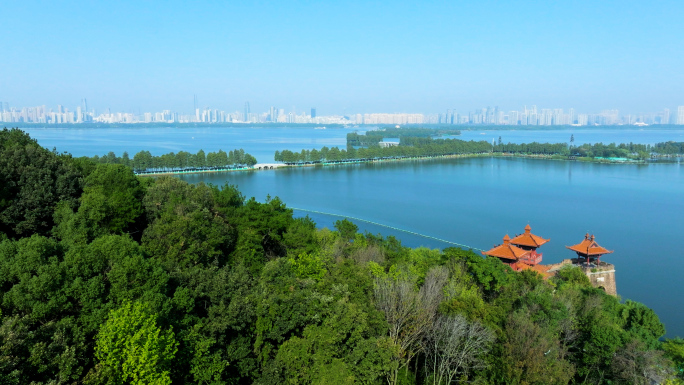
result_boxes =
[0,129,679,384]
[0,128,84,238]
[275,131,684,164]
[88,148,257,173]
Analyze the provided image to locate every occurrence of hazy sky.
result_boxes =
[2,0,683,115]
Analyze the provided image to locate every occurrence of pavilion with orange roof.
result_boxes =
[510,224,549,252]
[482,224,549,272]
[566,234,613,265]
[482,227,616,286]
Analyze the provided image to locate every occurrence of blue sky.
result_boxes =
[2,0,683,115]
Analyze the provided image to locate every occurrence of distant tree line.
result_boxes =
[653,141,684,155]
[88,148,258,173]
[347,128,461,147]
[367,127,462,138]
[276,136,684,164]
[347,132,383,147]
[572,141,682,158]
[275,138,558,164]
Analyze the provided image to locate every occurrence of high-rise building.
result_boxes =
[569,108,575,124]
[677,106,684,125]
[311,108,316,118]
[660,109,670,125]
[269,106,276,122]
[508,111,519,125]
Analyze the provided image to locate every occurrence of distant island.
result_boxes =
[274,129,684,165]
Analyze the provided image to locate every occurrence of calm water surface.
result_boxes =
[20,126,353,163]
[179,158,684,337]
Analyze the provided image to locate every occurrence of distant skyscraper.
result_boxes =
[244,102,250,122]
[311,108,316,118]
[569,108,575,124]
[677,106,684,125]
[662,108,670,124]
[508,111,519,125]
[270,106,276,122]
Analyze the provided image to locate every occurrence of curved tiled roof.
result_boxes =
[566,234,613,256]
[515,262,554,279]
[482,235,530,261]
[510,224,550,248]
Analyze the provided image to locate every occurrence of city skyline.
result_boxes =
[2,1,683,115]
[2,99,682,126]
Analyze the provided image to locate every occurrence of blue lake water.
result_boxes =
[17,125,684,337]
[19,126,354,163]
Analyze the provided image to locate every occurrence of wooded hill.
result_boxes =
[1,128,684,384]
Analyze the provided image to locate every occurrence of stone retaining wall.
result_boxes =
[546,259,617,296]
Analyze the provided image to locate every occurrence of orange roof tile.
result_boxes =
[482,235,530,261]
[566,234,613,256]
[516,263,554,279]
[510,224,550,248]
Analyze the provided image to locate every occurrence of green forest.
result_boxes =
[2,127,684,384]
[86,149,258,174]
[275,132,684,164]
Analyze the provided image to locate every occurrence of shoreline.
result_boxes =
[135,152,681,177]
[136,166,254,177]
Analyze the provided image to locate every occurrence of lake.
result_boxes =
[20,125,684,163]
[18,125,684,337]
[20,126,354,163]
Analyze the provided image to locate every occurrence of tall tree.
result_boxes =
[90,301,177,385]
[421,314,494,384]
[373,266,448,385]
[54,164,145,244]
[0,128,83,238]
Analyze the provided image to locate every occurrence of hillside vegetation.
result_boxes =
[1,128,683,384]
